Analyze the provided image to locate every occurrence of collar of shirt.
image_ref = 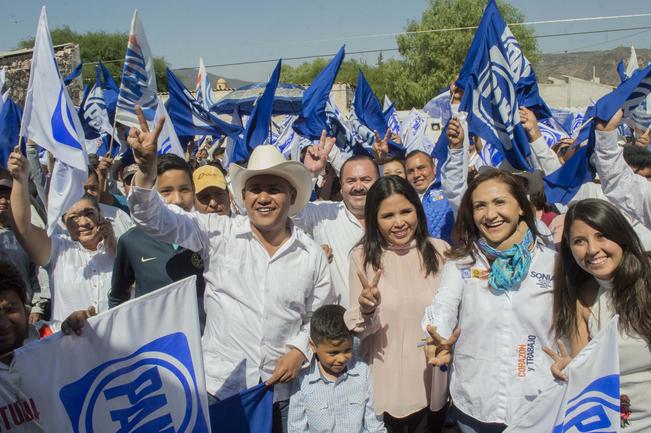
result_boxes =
[232,217,312,259]
[342,203,364,229]
[306,359,360,385]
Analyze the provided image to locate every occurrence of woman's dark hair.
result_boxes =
[448,168,540,262]
[359,175,441,277]
[555,199,651,344]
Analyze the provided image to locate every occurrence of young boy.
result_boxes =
[288,305,386,433]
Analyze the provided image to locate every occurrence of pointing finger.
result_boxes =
[557,339,569,358]
[357,271,370,290]
[370,270,382,288]
[542,346,559,362]
[426,325,446,346]
[151,116,166,144]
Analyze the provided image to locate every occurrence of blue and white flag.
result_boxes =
[20,6,88,234]
[545,62,651,205]
[232,60,281,163]
[79,67,115,146]
[116,10,158,129]
[383,95,401,136]
[457,0,551,172]
[504,316,620,433]
[14,276,211,433]
[293,46,345,140]
[478,140,505,167]
[400,108,429,153]
[353,70,404,158]
[98,61,119,123]
[539,117,569,147]
[166,68,242,139]
[155,99,185,158]
[0,67,6,106]
[423,90,452,126]
[195,57,216,112]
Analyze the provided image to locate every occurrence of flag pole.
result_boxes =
[105,115,119,158]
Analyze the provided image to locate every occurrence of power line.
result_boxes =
[550,27,651,53]
[236,12,651,49]
[82,23,651,73]
[169,25,651,72]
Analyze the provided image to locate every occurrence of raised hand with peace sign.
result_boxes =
[424,325,461,367]
[128,105,165,189]
[371,130,390,164]
[543,339,572,381]
[304,129,336,176]
[357,270,382,315]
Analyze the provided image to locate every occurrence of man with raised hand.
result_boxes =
[126,108,334,433]
[295,134,380,307]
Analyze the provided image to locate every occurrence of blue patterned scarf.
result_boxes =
[478,229,534,293]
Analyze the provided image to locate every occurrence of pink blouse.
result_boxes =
[345,238,449,418]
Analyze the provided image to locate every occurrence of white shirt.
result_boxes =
[128,184,334,400]
[594,129,651,230]
[422,240,556,424]
[294,201,364,308]
[0,364,44,432]
[46,235,113,322]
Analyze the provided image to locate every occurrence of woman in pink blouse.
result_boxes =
[346,175,449,433]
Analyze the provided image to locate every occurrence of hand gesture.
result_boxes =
[636,128,650,147]
[127,105,165,175]
[7,146,29,184]
[372,130,390,163]
[304,130,335,176]
[543,339,572,381]
[450,79,463,105]
[424,326,461,367]
[447,117,464,149]
[95,218,116,256]
[519,107,541,141]
[97,155,113,178]
[61,306,96,336]
[321,244,334,264]
[595,109,623,132]
[265,347,306,385]
[357,270,381,315]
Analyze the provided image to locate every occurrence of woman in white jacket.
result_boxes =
[422,168,556,433]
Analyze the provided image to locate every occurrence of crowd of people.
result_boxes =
[1,90,650,433]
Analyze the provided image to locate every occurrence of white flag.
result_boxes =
[115,10,158,129]
[155,99,185,158]
[505,316,621,433]
[14,276,211,433]
[196,57,216,111]
[626,45,639,78]
[400,108,429,153]
[19,6,88,234]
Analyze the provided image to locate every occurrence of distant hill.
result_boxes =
[535,46,651,86]
[171,68,253,90]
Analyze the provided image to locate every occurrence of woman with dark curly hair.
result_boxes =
[550,198,651,432]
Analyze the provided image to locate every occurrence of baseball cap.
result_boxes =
[192,165,227,193]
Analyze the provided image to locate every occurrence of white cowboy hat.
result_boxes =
[229,145,312,216]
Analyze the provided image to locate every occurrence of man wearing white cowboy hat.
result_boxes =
[125,108,334,432]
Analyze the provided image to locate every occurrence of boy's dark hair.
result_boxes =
[0,261,27,306]
[158,154,193,180]
[623,144,651,170]
[310,305,352,344]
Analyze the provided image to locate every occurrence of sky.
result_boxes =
[1,0,650,82]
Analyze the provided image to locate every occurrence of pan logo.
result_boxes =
[552,374,620,433]
[60,332,209,433]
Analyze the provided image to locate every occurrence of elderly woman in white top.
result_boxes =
[422,168,556,433]
[8,147,115,322]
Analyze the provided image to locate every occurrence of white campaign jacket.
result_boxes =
[422,239,556,425]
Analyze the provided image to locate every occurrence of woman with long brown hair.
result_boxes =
[550,198,651,432]
[422,168,556,433]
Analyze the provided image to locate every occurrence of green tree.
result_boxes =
[393,0,539,108]
[17,26,169,91]
[283,0,539,110]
